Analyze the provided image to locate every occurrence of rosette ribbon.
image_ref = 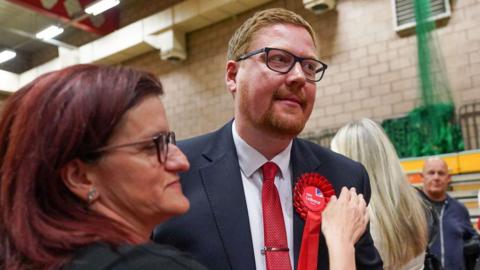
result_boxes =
[293,173,335,270]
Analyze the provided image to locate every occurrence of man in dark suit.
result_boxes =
[154,8,382,270]
[420,158,479,270]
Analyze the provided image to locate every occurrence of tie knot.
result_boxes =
[262,162,278,183]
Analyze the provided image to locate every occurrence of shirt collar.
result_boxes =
[232,120,292,179]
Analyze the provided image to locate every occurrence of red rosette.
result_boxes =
[293,173,335,270]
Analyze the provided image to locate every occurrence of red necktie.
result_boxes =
[262,162,292,270]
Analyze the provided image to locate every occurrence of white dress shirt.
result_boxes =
[232,120,294,270]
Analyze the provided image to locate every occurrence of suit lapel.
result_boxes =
[199,122,256,270]
[290,139,322,269]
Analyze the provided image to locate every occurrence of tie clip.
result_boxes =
[261,246,289,254]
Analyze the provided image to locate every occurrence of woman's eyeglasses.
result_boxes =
[90,132,176,164]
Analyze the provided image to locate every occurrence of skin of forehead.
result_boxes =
[423,157,448,172]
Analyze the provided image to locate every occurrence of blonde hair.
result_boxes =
[227,8,318,61]
[331,118,428,269]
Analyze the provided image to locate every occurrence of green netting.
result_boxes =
[381,0,464,158]
[383,105,464,158]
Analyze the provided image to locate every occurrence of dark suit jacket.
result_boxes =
[153,121,383,270]
[64,242,208,270]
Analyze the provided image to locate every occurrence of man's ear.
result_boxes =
[226,60,238,95]
[60,159,98,202]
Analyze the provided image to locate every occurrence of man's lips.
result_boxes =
[275,95,304,108]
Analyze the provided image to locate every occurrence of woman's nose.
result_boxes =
[165,144,190,172]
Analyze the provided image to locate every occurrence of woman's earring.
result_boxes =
[87,187,97,204]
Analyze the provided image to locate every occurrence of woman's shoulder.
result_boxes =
[64,242,208,270]
[399,251,426,270]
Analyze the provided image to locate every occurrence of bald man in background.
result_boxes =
[420,157,478,270]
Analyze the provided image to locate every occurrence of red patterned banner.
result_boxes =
[7,0,119,35]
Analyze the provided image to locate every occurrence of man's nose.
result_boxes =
[286,62,307,85]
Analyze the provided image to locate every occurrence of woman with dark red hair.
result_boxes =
[0,64,207,270]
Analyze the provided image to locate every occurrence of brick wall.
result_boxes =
[123,0,480,140]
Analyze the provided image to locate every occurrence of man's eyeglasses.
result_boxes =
[236,47,328,82]
[90,132,176,164]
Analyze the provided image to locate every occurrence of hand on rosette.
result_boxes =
[321,187,368,270]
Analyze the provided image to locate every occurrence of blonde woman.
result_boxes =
[331,118,428,270]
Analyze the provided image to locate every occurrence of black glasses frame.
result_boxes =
[90,132,176,164]
[236,47,328,82]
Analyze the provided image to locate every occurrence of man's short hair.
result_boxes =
[227,8,318,61]
[422,156,450,173]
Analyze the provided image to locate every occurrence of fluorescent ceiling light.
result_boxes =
[36,26,64,40]
[85,0,120,16]
[0,50,16,64]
